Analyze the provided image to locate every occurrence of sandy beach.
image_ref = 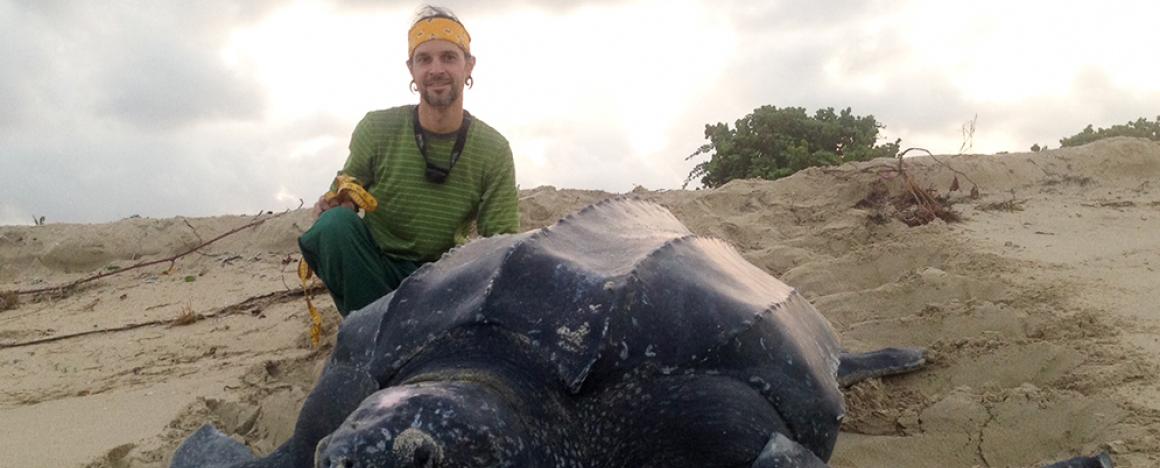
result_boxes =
[2,137,1158,467]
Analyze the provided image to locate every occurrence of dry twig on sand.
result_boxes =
[851,148,972,226]
[171,302,200,327]
[7,202,303,298]
[0,285,325,349]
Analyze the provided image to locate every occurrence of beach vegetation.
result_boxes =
[1060,116,1160,147]
[685,106,900,188]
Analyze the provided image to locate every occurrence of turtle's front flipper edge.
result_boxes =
[751,433,828,468]
[1042,451,1113,468]
[170,424,256,468]
[837,347,926,387]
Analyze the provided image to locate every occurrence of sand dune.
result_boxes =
[1,137,1158,467]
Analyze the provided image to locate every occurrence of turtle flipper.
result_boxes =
[751,433,829,468]
[837,347,926,387]
[1042,451,1113,468]
[169,424,255,468]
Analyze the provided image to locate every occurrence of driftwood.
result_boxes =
[829,147,977,226]
[0,285,325,349]
[9,204,301,297]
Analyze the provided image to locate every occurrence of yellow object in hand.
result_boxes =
[324,175,378,213]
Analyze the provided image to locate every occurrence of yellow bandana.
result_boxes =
[408,17,471,57]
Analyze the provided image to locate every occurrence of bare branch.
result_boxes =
[183,218,204,243]
[11,209,296,297]
[896,147,980,195]
[0,285,326,349]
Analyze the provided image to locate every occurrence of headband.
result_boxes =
[408,17,471,58]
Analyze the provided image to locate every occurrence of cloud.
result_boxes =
[0,202,32,226]
[0,1,291,224]
[959,68,1160,151]
[721,0,892,34]
[93,37,264,131]
[17,2,269,130]
[0,111,350,224]
[634,3,976,182]
[665,1,1160,157]
[3,0,1160,224]
[0,2,55,130]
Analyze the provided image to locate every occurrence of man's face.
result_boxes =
[409,39,475,108]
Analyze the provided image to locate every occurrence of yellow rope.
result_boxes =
[325,175,378,213]
[299,175,379,348]
[297,259,323,349]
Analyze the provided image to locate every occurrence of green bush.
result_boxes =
[685,106,900,189]
[1060,116,1160,147]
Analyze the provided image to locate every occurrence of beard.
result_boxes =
[420,79,461,108]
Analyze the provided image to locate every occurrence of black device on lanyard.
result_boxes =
[412,105,472,184]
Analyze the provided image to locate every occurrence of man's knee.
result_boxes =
[311,208,364,238]
[300,208,367,254]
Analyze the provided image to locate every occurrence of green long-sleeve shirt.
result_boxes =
[335,105,519,262]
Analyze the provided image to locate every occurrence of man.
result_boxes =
[299,6,519,317]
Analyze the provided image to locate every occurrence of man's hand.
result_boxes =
[312,194,357,218]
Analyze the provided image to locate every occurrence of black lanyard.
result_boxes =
[412,105,472,184]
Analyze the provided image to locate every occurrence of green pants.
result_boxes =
[298,208,420,317]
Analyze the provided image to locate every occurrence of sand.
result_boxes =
[1,136,1158,467]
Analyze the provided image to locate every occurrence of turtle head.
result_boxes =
[314,383,529,468]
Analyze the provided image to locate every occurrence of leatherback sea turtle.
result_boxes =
[172,198,1111,468]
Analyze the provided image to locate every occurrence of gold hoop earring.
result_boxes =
[410,80,418,93]
[465,76,474,89]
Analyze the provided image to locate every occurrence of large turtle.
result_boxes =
[172,198,1110,468]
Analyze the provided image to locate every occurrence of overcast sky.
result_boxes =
[2,0,1158,225]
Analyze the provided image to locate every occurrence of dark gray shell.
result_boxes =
[356,198,845,455]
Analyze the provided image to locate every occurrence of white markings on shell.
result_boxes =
[749,376,772,392]
[376,388,414,410]
[556,322,591,353]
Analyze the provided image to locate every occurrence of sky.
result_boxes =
[1,0,1158,225]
